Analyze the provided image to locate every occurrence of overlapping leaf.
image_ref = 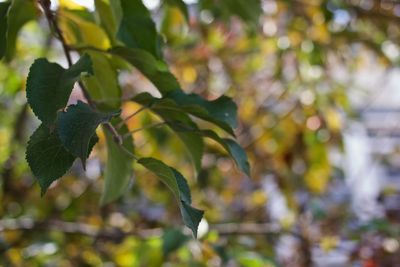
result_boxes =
[117,0,162,59]
[137,90,238,135]
[133,92,204,172]
[168,123,250,176]
[5,0,37,60]
[110,47,180,95]
[26,54,93,125]
[26,124,98,195]
[164,0,189,22]
[95,0,118,45]
[82,51,121,111]
[201,130,250,176]
[59,8,111,49]
[57,101,120,168]
[138,157,204,237]
[100,120,134,205]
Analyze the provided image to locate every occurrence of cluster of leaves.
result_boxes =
[0,0,250,238]
[2,0,400,266]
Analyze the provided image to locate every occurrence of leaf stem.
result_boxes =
[123,122,166,139]
[119,145,138,160]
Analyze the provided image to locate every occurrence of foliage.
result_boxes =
[1,0,400,266]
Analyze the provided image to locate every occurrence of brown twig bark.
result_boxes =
[0,218,301,240]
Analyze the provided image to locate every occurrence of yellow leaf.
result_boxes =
[59,0,86,10]
[182,65,197,83]
[320,235,339,252]
[304,167,330,194]
[324,108,342,132]
[250,190,268,206]
[59,9,111,49]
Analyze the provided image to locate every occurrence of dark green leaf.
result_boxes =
[162,228,189,256]
[180,201,204,239]
[26,54,94,125]
[138,157,204,237]
[164,0,189,22]
[0,2,10,60]
[6,0,37,60]
[155,103,204,173]
[201,130,250,176]
[165,122,250,175]
[100,120,134,205]
[57,101,119,169]
[26,124,99,195]
[132,93,204,172]
[26,124,76,195]
[172,168,191,204]
[110,47,180,96]
[167,90,237,135]
[138,157,180,198]
[132,91,236,135]
[117,0,162,59]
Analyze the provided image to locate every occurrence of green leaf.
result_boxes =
[0,2,10,60]
[57,101,120,169]
[152,89,238,135]
[138,157,180,198]
[138,157,204,237]
[6,0,37,60]
[223,0,262,27]
[95,0,118,45]
[117,0,162,59]
[132,93,204,172]
[26,54,94,126]
[26,124,99,195]
[26,124,76,195]
[156,104,204,172]
[180,201,204,239]
[165,122,250,175]
[82,51,121,111]
[201,130,250,176]
[111,47,180,96]
[172,168,191,203]
[100,120,134,205]
[164,0,189,22]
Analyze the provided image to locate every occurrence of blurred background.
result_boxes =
[2,0,400,266]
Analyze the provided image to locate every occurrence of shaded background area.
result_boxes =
[2,0,400,266]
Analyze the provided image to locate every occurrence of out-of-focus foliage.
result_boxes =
[2,0,400,266]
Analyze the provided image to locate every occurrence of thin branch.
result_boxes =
[0,218,302,241]
[0,218,159,242]
[104,122,123,145]
[39,0,72,66]
[69,45,109,54]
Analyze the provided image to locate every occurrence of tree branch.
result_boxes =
[0,218,303,242]
[39,0,72,67]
